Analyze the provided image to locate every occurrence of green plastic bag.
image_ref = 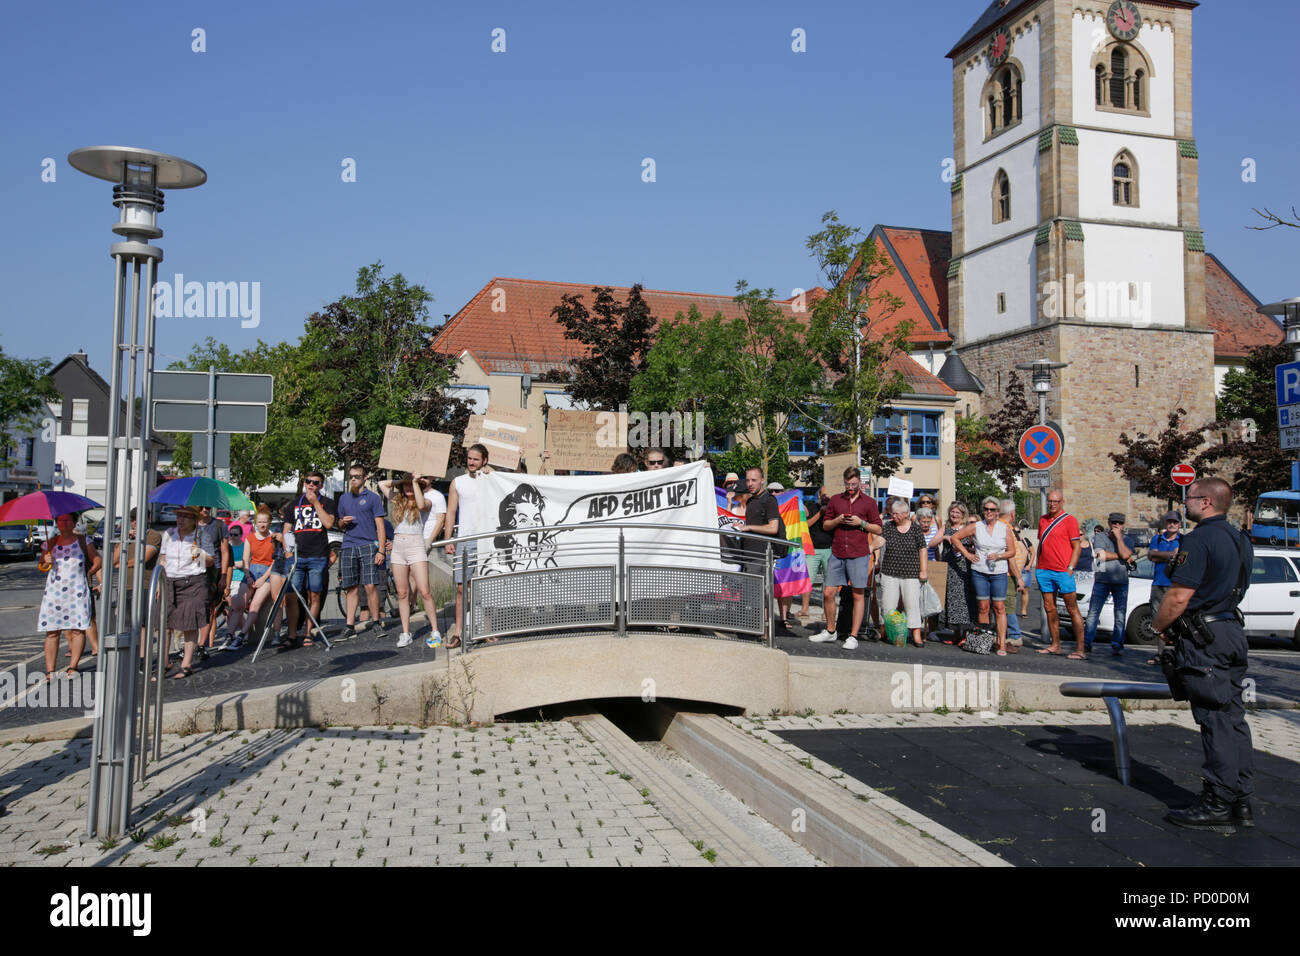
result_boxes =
[884,610,909,646]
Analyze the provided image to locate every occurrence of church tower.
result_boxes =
[946,0,1215,518]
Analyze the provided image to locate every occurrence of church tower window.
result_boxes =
[1112,150,1138,206]
[982,64,1023,137]
[993,169,1011,223]
[1092,42,1151,114]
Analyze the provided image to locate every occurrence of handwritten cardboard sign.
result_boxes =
[378,425,452,478]
[464,405,532,471]
[822,452,860,486]
[546,409,627,473]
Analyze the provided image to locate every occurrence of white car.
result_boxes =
[1054,548,1300,649]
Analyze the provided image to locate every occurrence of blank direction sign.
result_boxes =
[154,401,267,434]
[152,370,274,404]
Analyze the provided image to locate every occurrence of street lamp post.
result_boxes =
[1258,297,1300,364]
[69,146,205,839]
[1015,358,1069,515]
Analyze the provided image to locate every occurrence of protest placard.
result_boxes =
[546,409,626,472]
[377,425,453,477]
[464,405,531,471]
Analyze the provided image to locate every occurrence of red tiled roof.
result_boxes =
[434,278,784,370]
[433,276,955,398]
[887,351,957,398]
[862,227,953,347]
[1204,254,1282,361]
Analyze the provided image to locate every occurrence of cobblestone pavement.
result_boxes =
[0,722,712,867]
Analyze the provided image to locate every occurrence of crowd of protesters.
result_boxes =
[792,467,1169,658]
[30,443,1170,677]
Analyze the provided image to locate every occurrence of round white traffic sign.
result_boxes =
[1171,463,1196,486]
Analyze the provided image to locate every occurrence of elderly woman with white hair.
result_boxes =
[876,498,929,647]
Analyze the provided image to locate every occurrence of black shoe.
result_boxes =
[1165,792,1237,834]
[1233,799,1256,828]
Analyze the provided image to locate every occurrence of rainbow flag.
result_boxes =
[713,488,812,597]
[773,490,813,598]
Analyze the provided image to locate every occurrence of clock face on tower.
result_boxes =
[1106,0,1142,41]
[987,27,1011,66]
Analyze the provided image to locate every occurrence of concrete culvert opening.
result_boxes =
[496,697,742,741]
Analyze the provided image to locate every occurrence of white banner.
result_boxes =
[473,461,721,575]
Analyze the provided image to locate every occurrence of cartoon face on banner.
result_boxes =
[479,483,558,574]
[474,462,720,575]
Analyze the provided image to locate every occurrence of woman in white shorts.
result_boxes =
[379,473,443,649]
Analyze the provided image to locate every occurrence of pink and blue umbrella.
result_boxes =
[0,490,102,523]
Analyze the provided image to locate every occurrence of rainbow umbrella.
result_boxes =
[0,490,101,523]
[149,476,234,510]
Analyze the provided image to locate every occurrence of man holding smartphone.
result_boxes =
[809,467,882,649]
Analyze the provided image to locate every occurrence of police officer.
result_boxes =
[1151,477,1254,832]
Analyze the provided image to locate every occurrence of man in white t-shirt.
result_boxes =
[443,443,490,646]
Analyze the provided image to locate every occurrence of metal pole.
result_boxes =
[617,530,626,638]
[765,541,774,647]
[206,365,216,479]
[1038,391,1048,516]
[87,249,128,839]
[460,546,471,650]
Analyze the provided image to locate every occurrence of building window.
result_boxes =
[23,437,35,467]
[873,412,903,458]
[997,292,1007,313]
[71,399,89,437]
[908,412,941,459]
[1112,150,1138,206]
[992,169,1011,223]
[787,412,822,456]
[983,63,1023,137]
[1093,42,1151,114]
[1109,48,1127,108]
[704,430,732,454]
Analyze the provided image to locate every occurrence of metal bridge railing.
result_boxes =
[442,521,787,649]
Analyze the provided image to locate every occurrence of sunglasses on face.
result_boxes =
[647,459,666,466]
[305,479,322,486]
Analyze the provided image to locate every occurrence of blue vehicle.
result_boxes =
[1251,491,1300,547]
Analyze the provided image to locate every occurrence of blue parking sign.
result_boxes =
[1276,360,1300,406]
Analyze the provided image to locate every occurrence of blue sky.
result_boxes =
[2,0,1297,369]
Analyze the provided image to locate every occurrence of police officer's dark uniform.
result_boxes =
[1163,512,1254,831]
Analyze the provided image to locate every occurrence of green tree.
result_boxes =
[0,347,59,468]
[552,284,656,411]
[1108,406,1222,510]
[632,283,822,479]
[301,262,471,471]
[802,212,912,479]
[963,372,1038,491]
[1200,342,1294,506]
[954,415,1004,509]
